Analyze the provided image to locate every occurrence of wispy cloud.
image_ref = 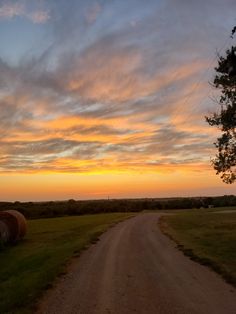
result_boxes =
[0,0,235,176]
[84,2,102,24]
[0,1,50,23]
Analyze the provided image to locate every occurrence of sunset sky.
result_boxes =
[0,0,236,201]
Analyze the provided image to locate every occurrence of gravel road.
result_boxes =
[37,213,236,314]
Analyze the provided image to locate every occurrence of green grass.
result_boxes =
[160,207,236,287]
[0,213,133,314]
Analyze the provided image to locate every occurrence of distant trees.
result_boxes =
[206,28,236,184]
[1,196,236,219]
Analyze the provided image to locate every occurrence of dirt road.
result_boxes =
[37,214,236,314]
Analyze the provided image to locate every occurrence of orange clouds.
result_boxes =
[0,3,223,193]
[1,0,235,200]
[66,49,143,103]
[0,50,216,176]
[65,50,208,106]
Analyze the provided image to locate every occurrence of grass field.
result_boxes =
[160,207,236,287]
[0,213,133,314]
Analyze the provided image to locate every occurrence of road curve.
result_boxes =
[37,213,236,314]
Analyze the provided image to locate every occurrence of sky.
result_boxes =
[0,0,236,201]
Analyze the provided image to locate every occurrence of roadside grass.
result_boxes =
[0,213,133,314]
[160,207,236,287]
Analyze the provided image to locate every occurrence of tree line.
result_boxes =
[0,195,235,219]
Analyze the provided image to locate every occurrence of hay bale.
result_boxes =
[6,210,27,239]
[0,220,10,243]
[0,210,27,243]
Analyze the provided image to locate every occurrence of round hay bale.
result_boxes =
[0,211,17,242]
[0,220,10,243]
[6,210,27,239]
[0,210,27,243]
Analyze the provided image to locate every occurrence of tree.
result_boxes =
[206,29,236,184]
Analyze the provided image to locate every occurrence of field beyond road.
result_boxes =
[0,213,133,314]
[160,207,236,287]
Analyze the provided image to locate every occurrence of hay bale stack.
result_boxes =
[0,210,27,243]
